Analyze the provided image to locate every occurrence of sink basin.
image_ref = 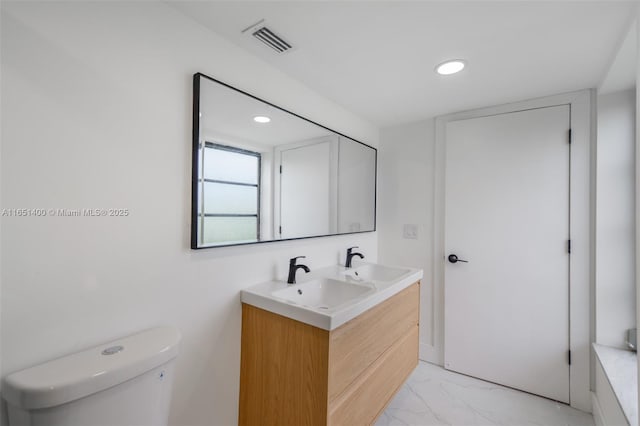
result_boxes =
[272,278,373,310]
[241,263,423,330]
[341,264,410,283]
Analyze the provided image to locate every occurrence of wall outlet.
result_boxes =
[403,224,418,239]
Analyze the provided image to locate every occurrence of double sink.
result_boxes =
[241,262,423,330]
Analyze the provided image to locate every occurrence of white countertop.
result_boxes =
[240,262,423,330]
[593,343,637,426]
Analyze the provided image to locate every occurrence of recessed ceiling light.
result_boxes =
[253,116,271,123]
[436,60,466,75]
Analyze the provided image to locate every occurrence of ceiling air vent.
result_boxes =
[242,20,293,53]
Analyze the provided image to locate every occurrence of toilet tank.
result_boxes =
[3,326,181,426]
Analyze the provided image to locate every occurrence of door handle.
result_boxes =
[448,254,468,264]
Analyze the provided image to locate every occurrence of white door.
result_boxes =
[280,141,332,239]
[444,105,570,403]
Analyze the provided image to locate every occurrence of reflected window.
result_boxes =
[199,143,260,245]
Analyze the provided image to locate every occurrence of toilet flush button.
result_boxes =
[101,345,124,355]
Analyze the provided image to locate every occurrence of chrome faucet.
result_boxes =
[287,256,310,284]
[345,246,364,268]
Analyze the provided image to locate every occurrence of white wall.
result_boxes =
[337,137,376,234]
[0,3,378,426]
[378,119,438,361]
[596,89,637,349]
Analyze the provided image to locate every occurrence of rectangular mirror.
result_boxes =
[192,73,377,248]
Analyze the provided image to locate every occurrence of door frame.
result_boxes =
[430,90,594,412]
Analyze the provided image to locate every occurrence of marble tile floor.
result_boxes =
[376,361,594,426]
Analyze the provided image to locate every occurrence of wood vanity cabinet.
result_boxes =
[238,281,420,426]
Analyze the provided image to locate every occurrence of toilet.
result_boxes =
[3,326,181,426]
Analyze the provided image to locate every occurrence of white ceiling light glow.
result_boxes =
[436,60,466,75]
[253,115,271,123]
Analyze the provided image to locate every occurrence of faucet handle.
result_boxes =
[290,256,306,264]
[347,246,359,252]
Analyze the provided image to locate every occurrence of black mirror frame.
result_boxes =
[191,72,377,249]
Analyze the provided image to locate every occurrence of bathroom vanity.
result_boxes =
[239,263,422,425]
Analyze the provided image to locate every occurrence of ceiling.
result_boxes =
[200,75,332,148]
[172,1,637,128]
[599,20,637,94]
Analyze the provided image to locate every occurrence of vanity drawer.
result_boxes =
[328,325,419,425]
[327,282,419,402]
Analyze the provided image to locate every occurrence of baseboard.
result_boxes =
[419,342,442,365]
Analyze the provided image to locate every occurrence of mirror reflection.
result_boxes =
[192,73,376,248]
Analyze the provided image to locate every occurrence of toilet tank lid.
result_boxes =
[2,326,181,410]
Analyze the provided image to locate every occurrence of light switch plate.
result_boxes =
[403,224,418,239]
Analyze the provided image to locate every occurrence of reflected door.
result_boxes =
[279,141,334,239]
